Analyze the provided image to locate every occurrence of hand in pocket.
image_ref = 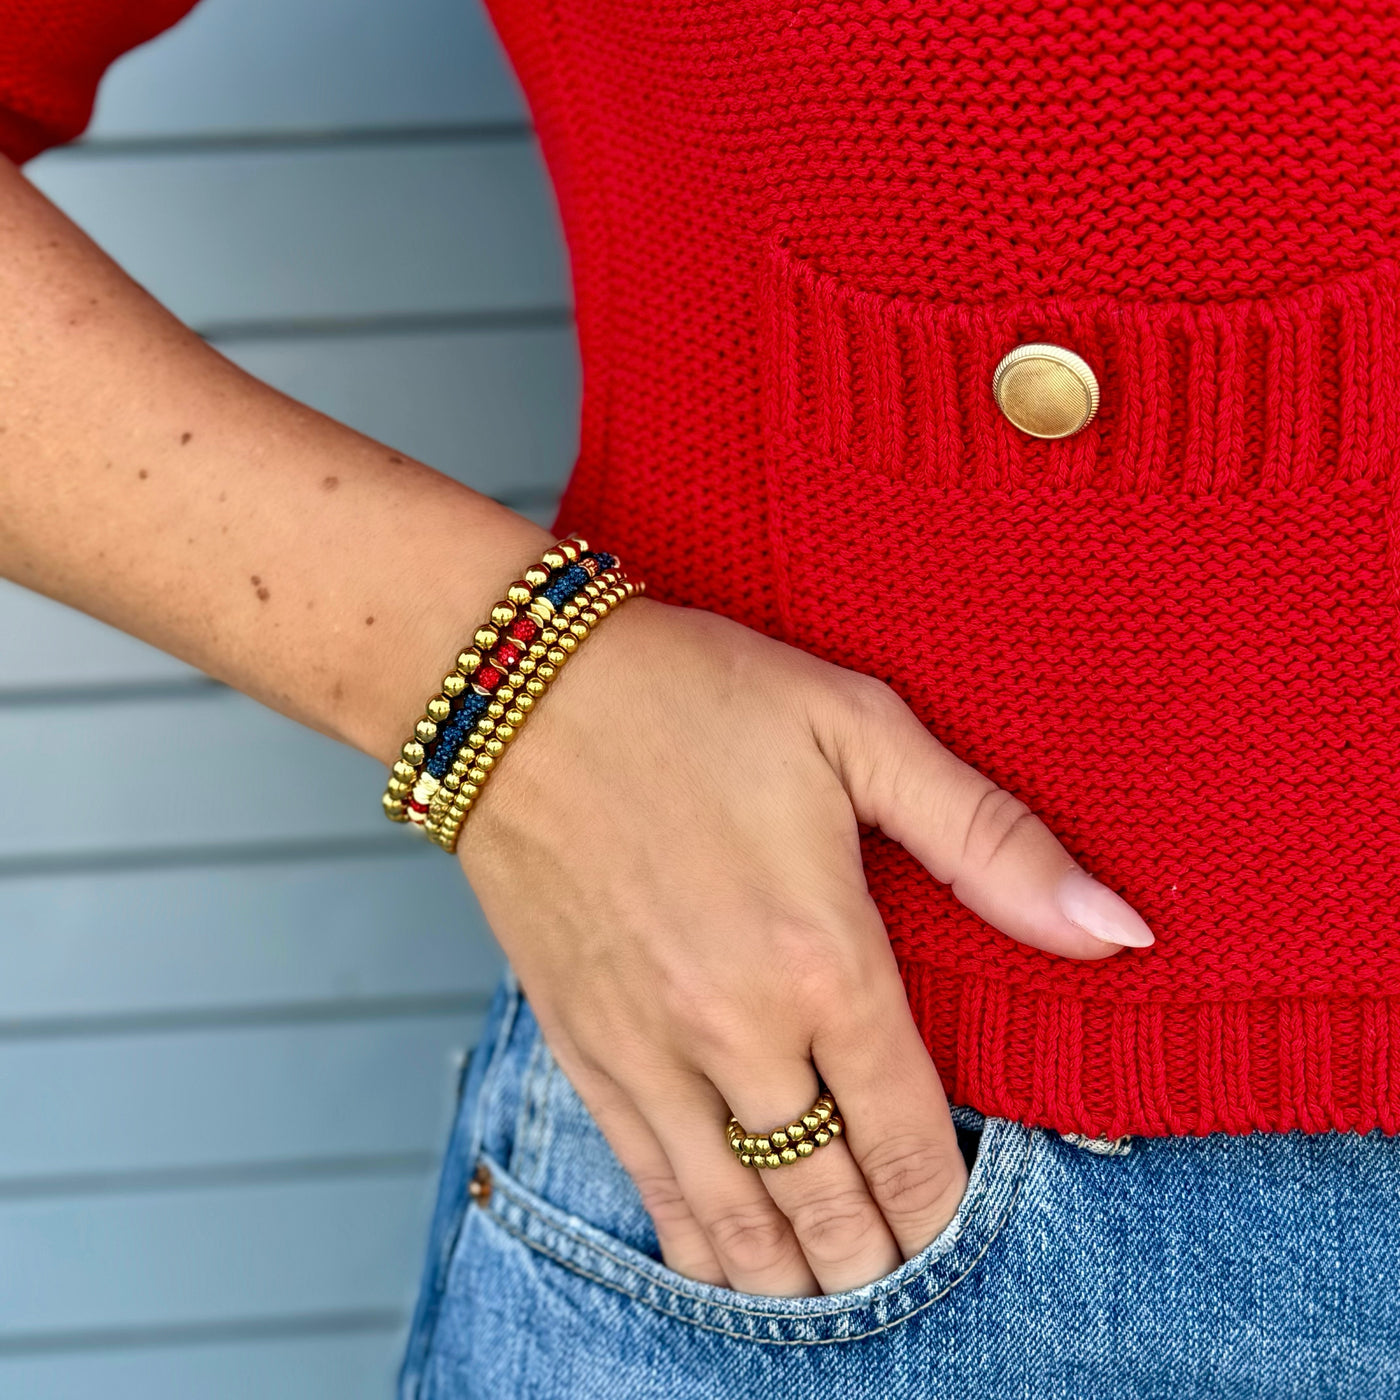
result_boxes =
[457,596,1153,1298]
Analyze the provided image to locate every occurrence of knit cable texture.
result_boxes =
[470,0,1400,1137]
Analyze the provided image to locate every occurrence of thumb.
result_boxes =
[819,676,1154,961]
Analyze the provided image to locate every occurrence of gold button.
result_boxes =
[991,343,1100,439]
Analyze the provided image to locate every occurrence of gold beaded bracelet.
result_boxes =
[422,566,629,822]
[381,536,597,823]
[424,570,642,852]
[380,536,644,852]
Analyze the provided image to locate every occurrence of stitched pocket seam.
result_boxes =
[477,1123,1038,1342]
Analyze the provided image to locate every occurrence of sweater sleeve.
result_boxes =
[0,0,200,163]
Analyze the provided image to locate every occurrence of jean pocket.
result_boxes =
[456,988,1040,1346]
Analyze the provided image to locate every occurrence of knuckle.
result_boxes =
[959,782,1039,875]
[772,924,852,1006]
[861,1137,966,1226]
[788,1185,882,1266]
[705,1199,796,1275]
[630,1168,694,1233]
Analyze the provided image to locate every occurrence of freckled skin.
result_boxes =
[180,432,192,444]
[137,469,148,479]
[257,587,270,602]
[322,475,338,490]
[364,616,375,626]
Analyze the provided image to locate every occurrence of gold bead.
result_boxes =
[486,700,507,720]
[461,782,480,800]
[741,1136,757,1154]
[527,641,549,660]
[814,1101,832,1123]
[523,566,550,588]
[382,792,405,814]
[765,1152,782,1169]
[505,708,525,726]
[387,778,411,797]
[813,1128,832,1147]
[466,731,487,750]
[468,767,488,785]
[515,693,535,712]
[526,677,548,697]
[578,609,599,627]
[557,634,579,653]
[517,657,538,676]
[507,670,526,690]
[540,549,566,570]
[536,662,557,682]
[483,738,505,758]
[426,696,451,722]
[771,1130,789,1149]
[443,773,461,791]
[787,1121,806,1141]
[754,1137,771,1155]
[474,626,499,651]
[401,742,425,765]
[475,715,495,734]
[556,540,581,562]
[392,759,417,781]
[490,602,516,628]
[780,1147,799,1164]
[414,717,438,743]
[569,620,590,639]
[802,1112,821,1131]
[457,650,481,675]
[507,582,534,605]
[442,673,466,698]
[547,644,570,663]
[795,1140,815,1157]
[494,723,515,742]
[739,1153,754,1167]
[828,1116,843,1137]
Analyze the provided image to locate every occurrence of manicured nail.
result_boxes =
[1056,868,1155,948]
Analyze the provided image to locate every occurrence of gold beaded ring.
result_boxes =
[726,1091,844,1169]
[423,570,644,852]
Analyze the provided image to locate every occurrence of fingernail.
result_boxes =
[1055,868,1155,948]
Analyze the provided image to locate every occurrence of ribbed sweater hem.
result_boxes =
[904,963,1400,1139]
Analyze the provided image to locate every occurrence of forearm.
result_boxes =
[0,154,556,766]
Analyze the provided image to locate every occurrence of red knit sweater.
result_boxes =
[9,1,1400,1139]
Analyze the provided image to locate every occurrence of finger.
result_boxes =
[819,676,1155,958]
[716,1060,905,1295]
[809,930,968,1262]
[556,1054,731,1287]
[622,1065,821,1296]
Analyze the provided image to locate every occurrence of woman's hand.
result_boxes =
[457,596,1153,1298]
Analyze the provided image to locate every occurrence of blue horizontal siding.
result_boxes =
[1,0,573,1390]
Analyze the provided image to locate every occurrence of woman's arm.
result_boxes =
[0,152,553,764]
[0,151,1154,1299]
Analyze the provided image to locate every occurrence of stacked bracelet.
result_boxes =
[381,536,644,853]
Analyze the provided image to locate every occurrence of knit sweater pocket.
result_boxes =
[756,233,1400,1136]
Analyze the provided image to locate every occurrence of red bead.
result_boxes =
[493,640,523,667]
[507,615,539,643]
[579,555,600,577]
[473,664,503,691]
[408,799,429,813]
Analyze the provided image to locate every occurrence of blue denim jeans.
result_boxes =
[398,965,1400,1398]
